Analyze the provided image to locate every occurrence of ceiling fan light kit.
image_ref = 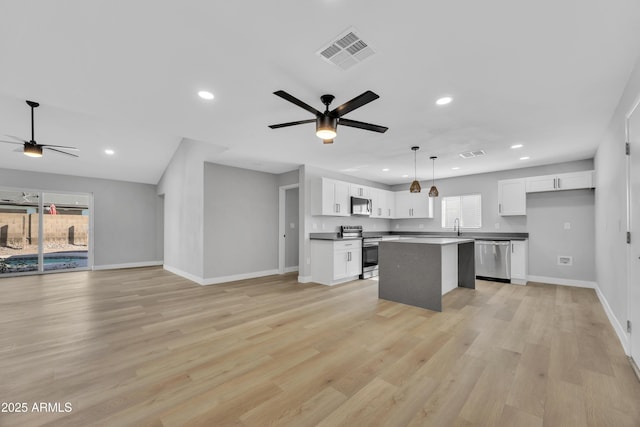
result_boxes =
[0,100,79,158]
[409,146,421,193]
[24,144,43,157]
[269,90,388,143]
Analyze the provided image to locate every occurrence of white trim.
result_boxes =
[202,269,279,285]
[595,284,630,355]
[284,266,299,273]
[298,275,312,283]
[527,275,596,288]
[163,264,204,284]
[93,261,164,271]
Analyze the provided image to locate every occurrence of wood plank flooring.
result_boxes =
[0,268,639,426]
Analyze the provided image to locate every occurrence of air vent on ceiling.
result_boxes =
[317,27,376,70]
[458,149,486,159]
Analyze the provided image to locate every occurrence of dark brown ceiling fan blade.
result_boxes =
[330,90,379,117]
[44,147,79,157]
[0,139,24,145]
[273,91,322,116]
[268,119,316,129]
[40,144,79,150]
[339,118,388,133]
[4,134,28,143]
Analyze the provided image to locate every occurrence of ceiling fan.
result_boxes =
[269,90,388,144]
[0,100,79,158]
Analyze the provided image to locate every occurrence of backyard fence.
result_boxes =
[0,213,88,248]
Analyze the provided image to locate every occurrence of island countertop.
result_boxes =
[386,237,475,245]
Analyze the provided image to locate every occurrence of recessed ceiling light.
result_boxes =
[511,144,524,149]
[198,91,214,100]
[382,168,390,172]
[520,156,530,160]
[436,96,453,106]
[452,167,460,170]
[401,174,409,178]
[104,149,115,155]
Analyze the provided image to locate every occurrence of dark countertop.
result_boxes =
[311,231,528,241]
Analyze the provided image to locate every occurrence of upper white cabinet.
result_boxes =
[394,192,434,219]
[498,178,526,216]
[349,184,371,198]
[526,170,594,193]
[312,178,351,216]
[371,189,395,218]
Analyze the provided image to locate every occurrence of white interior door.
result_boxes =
[628,101,640,366]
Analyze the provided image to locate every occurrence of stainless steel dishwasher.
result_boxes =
[474,240,511,282]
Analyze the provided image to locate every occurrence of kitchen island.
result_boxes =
[378,238,475,312]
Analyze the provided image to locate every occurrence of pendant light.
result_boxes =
[428,156,439,197]
[409,146,421,193]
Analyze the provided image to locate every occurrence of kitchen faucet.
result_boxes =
[454,218,461,236]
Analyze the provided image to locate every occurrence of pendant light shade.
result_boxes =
[429,156,439,197]
[409,146,421,193]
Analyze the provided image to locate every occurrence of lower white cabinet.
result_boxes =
[311,239,362,286]
[510,239,528,285]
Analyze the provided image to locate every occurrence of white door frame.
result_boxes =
[278,183,299,274]
[626,94,640,373]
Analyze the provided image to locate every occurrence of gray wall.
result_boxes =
[527,190,595,281]
[203,162,279,279]
[157,139,204,278]
[285,187,299,269]
[594,57,640,337]
[0,167,161,267]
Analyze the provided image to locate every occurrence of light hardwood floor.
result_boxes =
[1,267,639,426]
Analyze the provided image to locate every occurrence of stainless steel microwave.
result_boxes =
[351,196,371,216]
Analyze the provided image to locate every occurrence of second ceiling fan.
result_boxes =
[269,90,388,144]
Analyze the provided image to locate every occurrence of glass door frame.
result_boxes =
[0,185,94,277]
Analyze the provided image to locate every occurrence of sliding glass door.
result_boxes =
[0,188,91,276]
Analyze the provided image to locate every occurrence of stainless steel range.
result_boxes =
[340,225,381,279]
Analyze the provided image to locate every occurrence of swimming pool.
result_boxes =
[0,253,88,273]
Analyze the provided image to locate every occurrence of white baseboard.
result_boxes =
[527,275,596,289]
[298,275,312,283]
[93,261,163,271]
[202,269,279,285]
[284,266,299,273]
[163,264,205,285]
[594,284,630,356]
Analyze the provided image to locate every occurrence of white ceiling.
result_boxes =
[1,1,639,185]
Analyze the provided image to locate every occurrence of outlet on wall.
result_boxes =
[564,222,571,230]
[312,223,317,230]
[395,224,400,229]
[419,224,424,229]
[495,222,500,229]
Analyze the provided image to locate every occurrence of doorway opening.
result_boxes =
[278,184,299,275]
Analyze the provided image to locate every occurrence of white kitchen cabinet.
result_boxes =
[384,190,396,218]
[371,189,395,218]
[526,170,594,193]
[310,239,362,285]
[349,183,371,198]
[394,192,434,218]
[312,178,351,216]
[498,178,526,216]
[370,188,382,218]
[510,239,528,285]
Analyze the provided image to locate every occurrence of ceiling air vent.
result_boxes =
[458,150,486,159]
[317,27,375,70]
